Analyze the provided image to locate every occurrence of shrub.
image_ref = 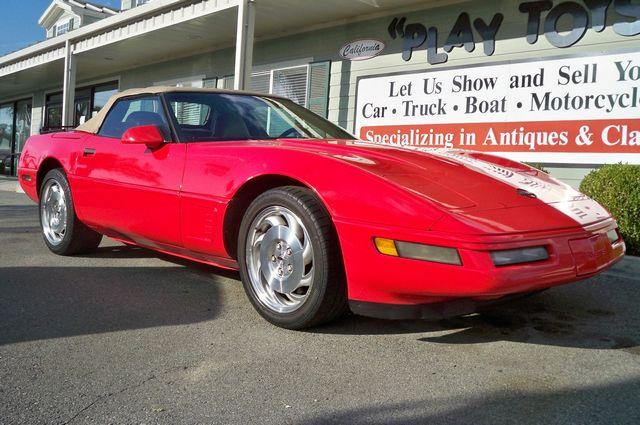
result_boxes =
[580,164,640,256]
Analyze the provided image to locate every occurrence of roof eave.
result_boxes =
[2,0,192,66]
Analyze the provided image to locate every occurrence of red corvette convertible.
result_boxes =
[18,87,625,329]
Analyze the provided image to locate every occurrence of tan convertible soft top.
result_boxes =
[76,86,287,134]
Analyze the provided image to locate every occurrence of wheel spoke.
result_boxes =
[261,265,279,291]
[282,211,303,241]
[295,272,313,291]
[302,238,313,265]
[253,233,265,248]
[264,215,285,229]
[287,290,308,304]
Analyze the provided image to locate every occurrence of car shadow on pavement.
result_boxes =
[77,244,159,259]
[67,244,639,353]
[0,264,225,346]
[317,274,640,352]
[78,245,241,280]
[297,378,640,424]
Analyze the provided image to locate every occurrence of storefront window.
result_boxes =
[75,87,91,126]
[223,67,309,104]
[45,93,63,130]
[250,72,270,94]
[92,82,118,117]
[14,100,31,157]
[222,75,235,90]
[44,81,118,131]
[218,62,330,117]
[0,104,13,153]
[0,99,31,176]
[272,66,308,106]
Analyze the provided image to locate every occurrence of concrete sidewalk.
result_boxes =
[0,176,22,193]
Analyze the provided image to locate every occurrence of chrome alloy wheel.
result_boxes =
[41,180,67,246]
[245,206,315,313]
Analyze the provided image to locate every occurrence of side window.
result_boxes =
[98,96,170,139]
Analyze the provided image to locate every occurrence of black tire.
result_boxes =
[238,186,348,329]
[39,168,102,255]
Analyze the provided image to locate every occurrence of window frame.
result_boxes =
[54,19,72,37]
[96,94,177,142]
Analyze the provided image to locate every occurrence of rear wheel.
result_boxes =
[39,168,102,255]
[238,187,347,329]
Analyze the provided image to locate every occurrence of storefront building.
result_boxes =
[0,0,638,186]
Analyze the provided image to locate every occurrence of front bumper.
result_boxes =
[349,292,538,320]
[335,217,625,307]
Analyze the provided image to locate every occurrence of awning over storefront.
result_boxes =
[0,0,437,109]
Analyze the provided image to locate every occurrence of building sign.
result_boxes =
[355,51,640,164]
[389,1,640,65]
[339,39,385,61]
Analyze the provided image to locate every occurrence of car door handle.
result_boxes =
[83,148,96,157]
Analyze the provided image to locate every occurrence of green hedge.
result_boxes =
[580,164,640,256]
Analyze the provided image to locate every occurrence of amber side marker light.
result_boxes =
[374,238,462,265]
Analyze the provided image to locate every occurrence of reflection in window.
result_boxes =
[99,96,169,140]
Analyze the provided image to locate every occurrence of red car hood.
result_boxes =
[280,139,611,232]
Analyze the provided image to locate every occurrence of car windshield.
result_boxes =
[163,92,354,142]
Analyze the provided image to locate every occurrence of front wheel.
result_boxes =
[238,187,347,329]
[39,168,102,255]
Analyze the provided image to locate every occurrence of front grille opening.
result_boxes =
[490,246,549,267]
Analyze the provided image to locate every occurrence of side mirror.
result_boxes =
[121,125,165,149]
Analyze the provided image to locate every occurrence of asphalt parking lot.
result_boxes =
[1,189,639,425]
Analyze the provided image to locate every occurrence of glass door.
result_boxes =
[0,103,14,176]
[13,100,32,175]
[0,99,32,176]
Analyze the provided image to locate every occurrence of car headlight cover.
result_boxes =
[491,246,549,267]
[606,229,620,244]
[374,238,462,265]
